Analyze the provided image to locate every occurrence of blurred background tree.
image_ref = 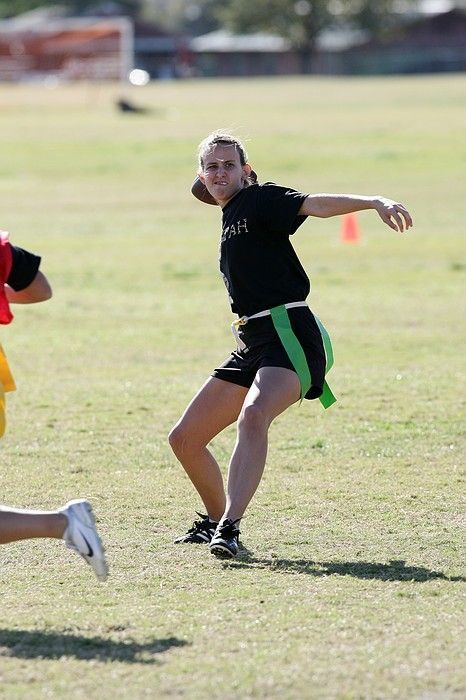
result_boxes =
[0,0,442,37]
[0,0,55,17]
[214,0,422,71]
[0,0,141,19]
[215,0,332,72]
[139,0,219,34]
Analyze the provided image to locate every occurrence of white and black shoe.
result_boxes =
[60,499,108,581]
[174,512,218,544]
[209,518,241,559]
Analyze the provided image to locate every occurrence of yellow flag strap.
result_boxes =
[0,344,16,438]
[0,344,16,393]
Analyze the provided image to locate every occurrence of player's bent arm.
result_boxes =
[5,271,52,304]
[298,194,413,233]
[299,194,375,218]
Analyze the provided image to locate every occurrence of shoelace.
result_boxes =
[217,519,241,538]
[188,512,216,534]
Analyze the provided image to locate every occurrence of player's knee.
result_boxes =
[168,423,193,457]
[238,403,268,436]
[168,424,184,455]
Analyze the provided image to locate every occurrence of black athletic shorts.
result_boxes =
[212,306,326,400]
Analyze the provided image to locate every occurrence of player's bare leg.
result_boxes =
[224,366,300,521]
[0,503,108,581]
[168,376,248,521]
[209,367,300,558]
[0,507,66,543]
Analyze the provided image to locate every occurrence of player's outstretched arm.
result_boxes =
[299,194,413,233]
[372,197,413,232]
[5,271,52,304]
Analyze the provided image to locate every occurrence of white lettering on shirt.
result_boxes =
[221,218,249,243]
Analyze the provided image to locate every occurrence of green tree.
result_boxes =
[139,0,220,34]
[0,0,141,19]
[0,0,53,19]
[331,0,419,35]
[214,0,420,72]
[216,0,331,71]
[0,0,423,36]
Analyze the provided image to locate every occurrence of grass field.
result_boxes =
[0,74,465,699]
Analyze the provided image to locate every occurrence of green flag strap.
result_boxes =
[270,305,311,402]
[319,380,337,409]
[314,316,334,372]
[313,315,337,409]
[269,305,336,409]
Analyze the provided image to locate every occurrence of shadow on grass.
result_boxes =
[228,551,465,582]
[0,629,189,664]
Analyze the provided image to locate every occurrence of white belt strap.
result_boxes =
[231,301,308,350]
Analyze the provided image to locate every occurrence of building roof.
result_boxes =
[316,28,369,52]
[190,30,291,53]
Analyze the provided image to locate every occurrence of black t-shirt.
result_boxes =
[220,183,309,317]
[7,245,41,291]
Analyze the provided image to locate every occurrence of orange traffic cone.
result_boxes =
[341,213,360,243]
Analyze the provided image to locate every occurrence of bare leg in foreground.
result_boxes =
[168,377,248,521]
[0,507,67,544]
[0,502,108,581]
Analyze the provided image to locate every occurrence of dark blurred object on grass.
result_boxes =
[115,99,149,114]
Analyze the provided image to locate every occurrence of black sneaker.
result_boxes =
[174,512,218,544]
[209,518,241,558]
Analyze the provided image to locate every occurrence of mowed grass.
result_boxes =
[0,74,465,699]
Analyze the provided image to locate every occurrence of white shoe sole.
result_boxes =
[63,499,108,581]
[210,542,237,558]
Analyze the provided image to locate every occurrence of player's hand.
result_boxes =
[374,197,413,232]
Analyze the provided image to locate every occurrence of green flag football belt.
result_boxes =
[231,301,336,409]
